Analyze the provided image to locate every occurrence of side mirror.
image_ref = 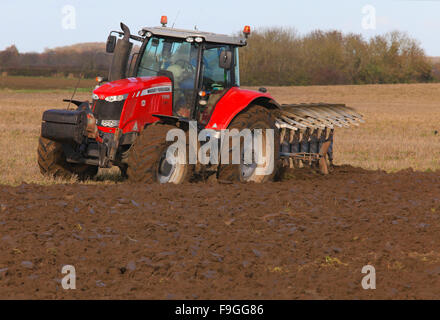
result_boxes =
[106,35,117,53]
[219,50,233,69]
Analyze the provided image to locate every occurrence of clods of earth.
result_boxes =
[1,166,440,299]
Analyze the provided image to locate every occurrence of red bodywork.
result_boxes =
[205,87,277,130]
[93,77,277,135]
[93,76,173,134]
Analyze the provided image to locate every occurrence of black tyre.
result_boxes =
[217,105,280,183]
[37,137,98,180]
[126,123,194,184]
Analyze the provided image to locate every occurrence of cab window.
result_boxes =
[201,45,234,91]
[137,37,199,117]
[197,45,236,125]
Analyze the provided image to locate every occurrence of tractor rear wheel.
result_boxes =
[37,137,98,180]
[217,105,280,183]
[126,123,194,184]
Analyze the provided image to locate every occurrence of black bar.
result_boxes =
[0,300,434,318]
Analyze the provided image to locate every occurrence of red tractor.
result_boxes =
[38,18,363,184]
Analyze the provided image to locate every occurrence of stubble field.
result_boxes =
[1,83,440,185]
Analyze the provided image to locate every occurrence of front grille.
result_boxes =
[93,100,125,121]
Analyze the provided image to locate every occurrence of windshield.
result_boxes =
[137,37,200,118]
[137,37,198,78]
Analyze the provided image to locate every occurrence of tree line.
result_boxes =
[0,28,438,86]
[0,44,111,78]
[240,28,436,86]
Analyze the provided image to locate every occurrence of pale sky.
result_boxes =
[1,0,440,55]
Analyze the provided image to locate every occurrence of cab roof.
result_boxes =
[140,26,247,47]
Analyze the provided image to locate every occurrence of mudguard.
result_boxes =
[204,87,280,130]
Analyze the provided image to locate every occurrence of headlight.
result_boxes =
[100,120,120,128]
[105,94,128,102]
[92,93,100,100]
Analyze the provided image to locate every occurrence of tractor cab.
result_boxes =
[135,33,240,125]
[103,18,249,129]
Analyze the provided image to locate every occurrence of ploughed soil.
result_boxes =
[1,166,440,299]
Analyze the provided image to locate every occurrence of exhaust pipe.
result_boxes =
[108,23,133,82]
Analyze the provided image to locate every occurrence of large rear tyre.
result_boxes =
[217,105,280,183]
[37,137,98,180]
[126,123,194,184]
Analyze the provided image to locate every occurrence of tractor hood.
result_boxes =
[93,76,172,100]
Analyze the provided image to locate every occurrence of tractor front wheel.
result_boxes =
[37,137,98,180]
[126,123,194,184]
